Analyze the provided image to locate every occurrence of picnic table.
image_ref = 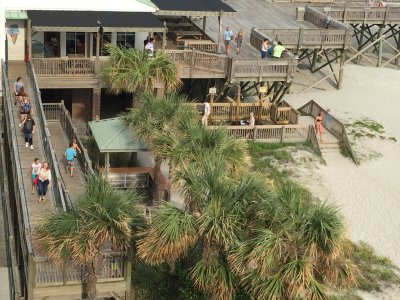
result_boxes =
[173,31,204,41]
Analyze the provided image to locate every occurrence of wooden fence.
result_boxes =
[324,6,400,24]
[298,100,358,164]
[209,125,310,143]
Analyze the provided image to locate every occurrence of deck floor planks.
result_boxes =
[47,122,85,202]
[193,0,318,58]
[8,62,55,230]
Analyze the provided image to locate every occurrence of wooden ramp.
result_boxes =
[299,116,340,154]
[47,122,85,202]
[7,62,55,228]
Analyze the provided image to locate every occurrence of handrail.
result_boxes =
[1,60,33,274]
[298,100,359,165]
[27,62,72,209]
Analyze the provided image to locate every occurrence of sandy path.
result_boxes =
[286,64,400,267]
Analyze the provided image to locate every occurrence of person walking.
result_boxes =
[145,37,155,57]
[19,93,31,122]
[37,161,51,202]
[273,41,285,58]
[13,76,24,105]
[261,39,270,59]
[71,138,82,154]
[21,114,35,150]
[65,143,77,177]
[235,29,244,55]
[314,112,323,143]
[30,158,42,194]
[201,101,211,126]
[223,27,234,55]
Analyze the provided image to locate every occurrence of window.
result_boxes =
[66,32,86,56]
[92,33,112,56]
[117,32,135,49]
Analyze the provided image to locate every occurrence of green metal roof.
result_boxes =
[88,117,147,153]
[137,0,158,9]
[5,10,28,20]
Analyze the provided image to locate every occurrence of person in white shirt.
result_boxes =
[202,101,211,126]
[145,37,155,57]
[37,161,52,203]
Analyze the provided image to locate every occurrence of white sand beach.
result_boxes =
[286,64,400,298]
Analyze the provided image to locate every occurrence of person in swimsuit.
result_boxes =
[235,29,244,55]
[315,113,323,142]
[71,138,82,154]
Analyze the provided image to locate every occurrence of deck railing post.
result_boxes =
[253,126,258,141]
[280,126,285,143]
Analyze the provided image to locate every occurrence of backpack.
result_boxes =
[24,119,34,132]
[21,102,31,113]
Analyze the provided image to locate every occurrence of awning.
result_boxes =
[88,118,147,153]
[151,0,236,17]
[28,11,166,32]
[5,10,28,20]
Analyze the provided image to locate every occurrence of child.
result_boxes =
[65,143,77,177]
[30,158,42,194]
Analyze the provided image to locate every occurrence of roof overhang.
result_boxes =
[151,0,236,17]
[28,11,166,33]
[154,10,236,17]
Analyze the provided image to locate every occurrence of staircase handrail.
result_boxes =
[298,100,359,165]
[27,62,72,209]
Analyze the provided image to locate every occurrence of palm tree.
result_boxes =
[228,180,358,300]
[137,158,270,299]
[100,44,181,105]
[33,175,146,300]
[121,92,197,200]
[152,120,251,181]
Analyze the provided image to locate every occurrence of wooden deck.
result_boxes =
[7,62,55,230]
[47,122,85,202]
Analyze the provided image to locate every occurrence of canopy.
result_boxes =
[4,0,156,12]
[151,0,236,17]
[28,11,166,32]
[88,118,147,153]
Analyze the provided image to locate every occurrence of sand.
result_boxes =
[285,64,400,298]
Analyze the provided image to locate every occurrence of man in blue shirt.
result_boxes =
[65,143,77,177]
[223,26,234,55]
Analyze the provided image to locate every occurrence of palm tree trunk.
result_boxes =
[152,160,163,204]
[86,260,98,300]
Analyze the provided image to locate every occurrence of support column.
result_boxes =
[162,22,167,51]
[396,31,400,66]
[92,87,101,120]
[95,30,100,74]
[377,25,384,67]
[105,152,110,174]
[27,19,32,60]
[0,1,5,66]
[202,16,207,33]
[311,49,318,71]
[235,83,241,122]
[338,50,346,90]
[218,11,223,54]
[357,24,366,64]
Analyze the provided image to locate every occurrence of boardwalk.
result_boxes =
[194,0,317,57]
[7,62,55,228]
[47,122,84,202]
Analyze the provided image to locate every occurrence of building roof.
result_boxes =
[88,118,147,153]
[151,0,236,16]
[28,11,165,32]
[4,0,156,12]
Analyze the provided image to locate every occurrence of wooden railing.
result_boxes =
[324,6,400,24]
[34,252,126,286]
[251,27,351,51]
[31,50,296,83]
[183,40,218,53]
[191,102,300,124]
[209,125,310,142]
[298,100,358,164]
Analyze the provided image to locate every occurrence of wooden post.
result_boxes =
[210,93,214,122]
[311,49,318,71]
[338,50,346,89]
[27,19,32,60]
[253,126,258,141]
[377,26,384,67]
[105,152,110,174]
[203,16,207,33]
[280,126,285,143]
[357,25,365,64]
[218,11,223,54]
[95,30,100,74]
[190,48,196,78]
[92,87,101,120]
[27,255,36,299]
[236,83,241,123]
[162,22,167,51]
[396,31,400,66]
[125,254,133,300]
